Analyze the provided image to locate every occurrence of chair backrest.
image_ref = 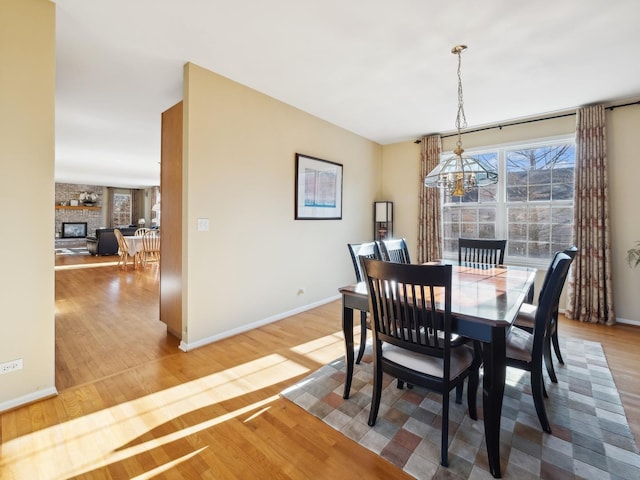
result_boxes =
[134,228,150,237]
[362,258,453,365]
[113,228,127,253]
[458,238,506,265]
[142,230,160,253]
[347,242,382,282]
[537,245,578,303]
[380,238,411,264]
[531,253,573,358]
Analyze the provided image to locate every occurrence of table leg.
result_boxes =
[342,303,354,399]
[482,327,507,478]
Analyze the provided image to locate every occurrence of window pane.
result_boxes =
[440,140,574,262]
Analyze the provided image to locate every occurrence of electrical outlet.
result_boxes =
[0,359,23,375]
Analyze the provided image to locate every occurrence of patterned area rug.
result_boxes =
[55,247,91,256]
[281,338,640,479]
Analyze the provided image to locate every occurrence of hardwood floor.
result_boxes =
[1,254,639,479]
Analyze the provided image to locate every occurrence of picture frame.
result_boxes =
[70,199,79,207]
[295,153,343,220]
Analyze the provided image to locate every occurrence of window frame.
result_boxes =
[439,134,575,268]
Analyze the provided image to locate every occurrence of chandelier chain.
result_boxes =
[455,47,467,148]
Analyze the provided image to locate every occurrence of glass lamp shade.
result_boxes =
[424,152,498,196]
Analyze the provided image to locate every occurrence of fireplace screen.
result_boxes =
[61,222,88,238]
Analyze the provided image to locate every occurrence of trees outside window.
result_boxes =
[441,138,575,264]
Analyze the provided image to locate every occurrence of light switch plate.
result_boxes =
[197,218,209,231]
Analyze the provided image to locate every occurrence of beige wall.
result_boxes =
[381,109,640,323]
[0,0,57,410]
[607,106,640,323]
[180,63,382,348]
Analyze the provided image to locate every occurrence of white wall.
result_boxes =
[181,63,382,348]
[0,0,57,410]
[381,108,640,323]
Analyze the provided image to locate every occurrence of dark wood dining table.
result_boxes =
[339,260,536,479]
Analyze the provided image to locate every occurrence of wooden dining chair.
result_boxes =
[347,242,383,364]
[141,230,160,267]
[505,252,572,433]
[362,258,481,467]
[458,238,506,265]
[380,238,411,264]
[514,246,578,383]
[114,228,135,269]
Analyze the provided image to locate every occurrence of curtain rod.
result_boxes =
[414,100,640,143]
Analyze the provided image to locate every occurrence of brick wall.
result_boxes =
[55,183,105,237]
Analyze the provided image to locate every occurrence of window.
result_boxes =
[112,192,132,227]
[441,138,575,265]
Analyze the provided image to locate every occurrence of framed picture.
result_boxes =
[70,199,79,207]
[295,153,343,220]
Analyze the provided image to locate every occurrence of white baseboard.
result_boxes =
[179,295,341,352]
[617,317,640,326]
[0,386,58,413]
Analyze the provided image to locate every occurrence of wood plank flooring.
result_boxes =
[1,254,639,479]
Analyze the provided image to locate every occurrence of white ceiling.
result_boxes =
[53,0,640,188]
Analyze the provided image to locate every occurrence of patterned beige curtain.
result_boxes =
[566,105,616,325]
[417,135,442,263]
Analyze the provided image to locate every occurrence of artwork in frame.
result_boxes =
[295,153,343,220]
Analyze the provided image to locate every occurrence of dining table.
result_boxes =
[123,236,144,267]
[339,260,536,479]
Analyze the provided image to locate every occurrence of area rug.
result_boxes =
[55,247,91,256]
[281,338,640,479]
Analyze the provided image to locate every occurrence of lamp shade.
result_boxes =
[375,201,392,222]
[424,152,498,196]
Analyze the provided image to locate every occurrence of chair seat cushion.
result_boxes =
[382,342,474,379]
[506,326,534,362]
[514,302,536,329]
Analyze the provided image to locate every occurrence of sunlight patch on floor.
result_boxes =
[289,331,345,364]
[0,355,307,479]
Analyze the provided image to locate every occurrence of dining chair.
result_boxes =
[458,238,506,265]
[114,228,136,269]
[134,227,150,236]
[362,258,481,467]
[514,246,578,383]
[347,242,383,364]
[505,252,572,434]
[141,230,160,267]
[380,238,411,264]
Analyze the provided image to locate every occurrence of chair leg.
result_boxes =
[552,329,564,365]
[550,311,564,365]
[368,357,384,427]
[356,311,367,364]
[467,371,479,421]
[530,368,551,433]
[455,383,463,404]
[543,335,558,384]
[441,390,449,467]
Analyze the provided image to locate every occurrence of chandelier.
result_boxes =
[424,45,498,196]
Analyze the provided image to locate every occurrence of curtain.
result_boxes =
[417,135,442,263]
[566,105,616,325]
[105,187,114,227]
